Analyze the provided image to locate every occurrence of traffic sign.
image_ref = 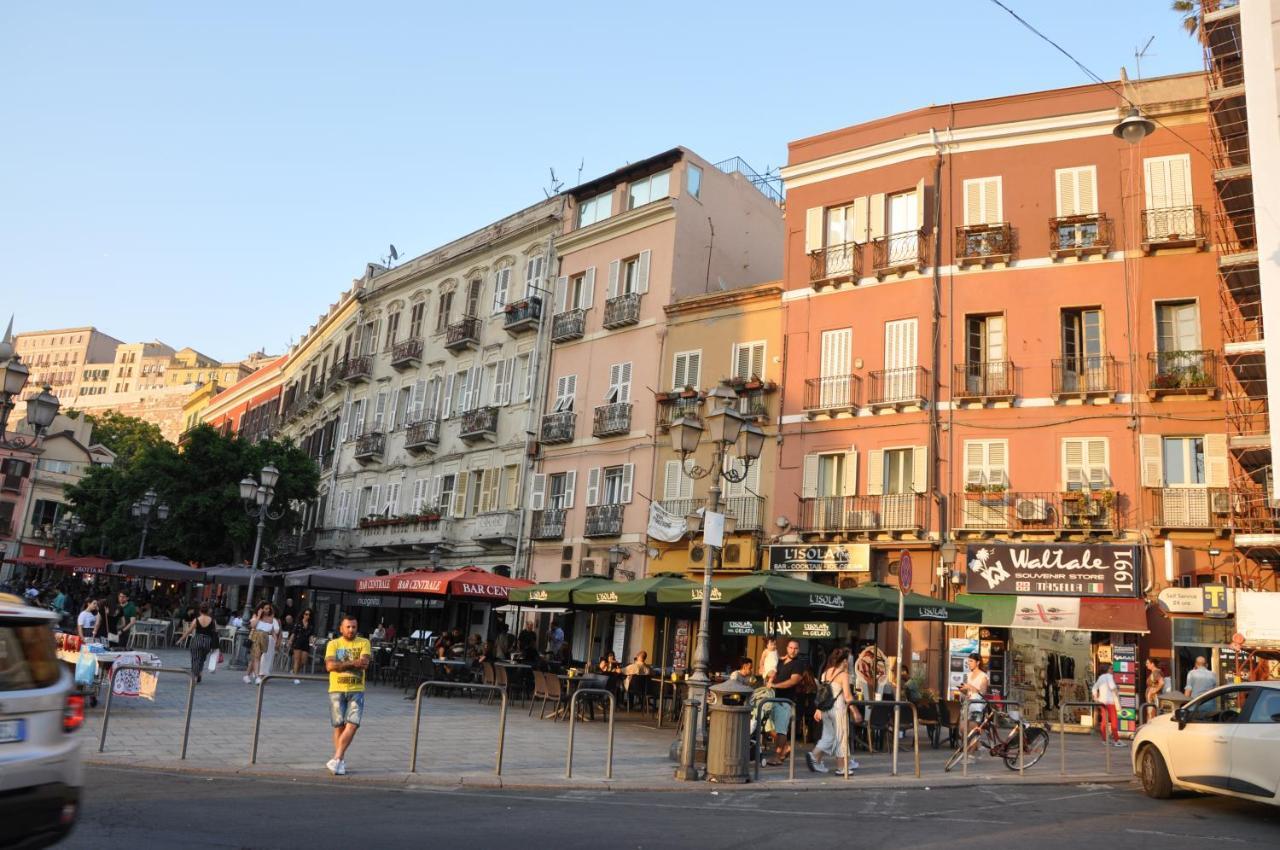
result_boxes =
[899,550,913,591]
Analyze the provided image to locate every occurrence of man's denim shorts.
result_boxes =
[329,692,364,728]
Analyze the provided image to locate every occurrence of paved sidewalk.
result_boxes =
[83,650,1135,791]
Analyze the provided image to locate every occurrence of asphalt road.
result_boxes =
[59,767,1279,849]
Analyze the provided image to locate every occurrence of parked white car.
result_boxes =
[1132,680,1280,805]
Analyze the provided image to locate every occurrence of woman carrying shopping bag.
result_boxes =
[246,604,281,685]
[180,603,220,683]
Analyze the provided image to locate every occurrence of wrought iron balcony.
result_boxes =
[584,503,625,537]
[602,293,642,329]
[445,316,481,352]
[952,490,1121,535]
[404,419,440,453]
[735,386,772,421]
[656,395,702,430]
[391,338,423,370]
[1147,351,1218,398]
[724,495,765,531]
[326,363,345,391]
[1149,487,1232,530]
[343,355,372,383]
[540,410,576,444]
[354,431,385,463]
[952,361,1017,403]
[530,509,567,540]
[1049,214,1113,259]
[868,366,928,409]
[551,309,586,343]
[1052,355,1118,399]
[459,405,498,442]
[809,241,862,287]
[503,296,542,335]
[871,229,929,278]
[799,494,926,535]
[955,223,1014,267]
[804,374,861,416]
[593,402,632,437]
[358,517,449,551]
[1141,206,1207,252]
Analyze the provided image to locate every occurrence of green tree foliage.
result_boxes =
[1171,1,1198,37]
[71,409,169,469]
[65,424,318,565]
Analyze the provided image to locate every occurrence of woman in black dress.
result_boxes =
[179,603,221,682]
[290,609,315,684]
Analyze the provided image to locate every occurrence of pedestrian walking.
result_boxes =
[1092,663,1124,747]
[1184,655,1217,698]
[245,604,281,685]
[1144,659,1166,720]
[324,614,370,776]
[180,603,220,683]
[807,647,860,776]
[291,609,315,684]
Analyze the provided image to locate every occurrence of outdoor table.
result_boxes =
[652,675,687,722]
[557,674,609,721]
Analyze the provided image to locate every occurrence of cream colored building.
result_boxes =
[12,326,123,403]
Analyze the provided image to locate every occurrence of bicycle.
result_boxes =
[944,699,1049,771]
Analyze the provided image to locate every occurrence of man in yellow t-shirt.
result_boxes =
[324,615,371,776]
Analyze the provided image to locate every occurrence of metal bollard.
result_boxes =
[1058,700,1111,777]
[410,681,508,774]
[565,687,615,779]
[1138,700,1160,727]
[97,664,197,760]
[750,698,796,782]
[249,674,329,764]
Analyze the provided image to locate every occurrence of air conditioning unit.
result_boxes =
[690,545,705,563]
[579,559,596,576]
[847,510,878,529]
[1016,498,1049,521]
[1211,492,1232,515]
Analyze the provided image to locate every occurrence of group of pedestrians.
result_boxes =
[73,590,139,649]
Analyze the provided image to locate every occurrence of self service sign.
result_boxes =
[964,543,1140,598]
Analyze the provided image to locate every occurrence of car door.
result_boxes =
[1229,687,1280,800]
[1166,687,1249,791]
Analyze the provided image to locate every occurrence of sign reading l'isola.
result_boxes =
[965,543,1140,598]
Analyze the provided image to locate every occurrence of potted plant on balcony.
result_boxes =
[1151,371,1182,390]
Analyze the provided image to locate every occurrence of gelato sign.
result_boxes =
[767,543,870,573]
[965,544,1140,598]
[723,619,835,639]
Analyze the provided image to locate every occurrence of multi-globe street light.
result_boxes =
[239,463,283,620]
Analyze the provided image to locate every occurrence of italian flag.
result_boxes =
[1087,582,1104,594]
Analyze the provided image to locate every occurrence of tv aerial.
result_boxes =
[382,244,400,267]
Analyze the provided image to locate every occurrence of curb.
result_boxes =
[85,757,1135,794]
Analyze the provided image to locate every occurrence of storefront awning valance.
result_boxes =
[957,594,1149,634]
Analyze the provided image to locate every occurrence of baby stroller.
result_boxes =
[748,685,777,767]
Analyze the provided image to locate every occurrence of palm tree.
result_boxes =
[1171,0,1199,38]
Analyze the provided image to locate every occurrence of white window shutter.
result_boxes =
[607,260,620,299]
[607,363,621,401]
[340,401,352,440]
[673,354,688,390]
[1062,439,1085,490]
[441,374,454,418]
[555,276,568,313]
[452,471,470,518]
[843,446,859,495]
[1086,438,1109,488]
[965,441,987,487]
[621,463,635,503]
[868,193,886,239]
[912,445,928,494]
[618,362,632,402]
[1056,168,1076,217]
[1205,433,1229,487]
[988,440,1008,486]
[663,461,680,500]
[805,207,824,253]
[582,267,596,308]
[369,484,382,517]
[801,454,819,498]
[564,470,577,508]
[431,476,443,507]
[501,358,515,405]
[586,467,601,507]
[636,249,650,294]
[1140,434,1164,488]
[915,177,927,229]
[852,196,870,243]
[868,450,885,496]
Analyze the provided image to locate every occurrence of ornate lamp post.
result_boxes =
[239,463,283,620]
[53,514,86,555]
[131,489,170,558]
[668,383,765,781]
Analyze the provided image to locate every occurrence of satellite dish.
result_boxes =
[389,244,399,261]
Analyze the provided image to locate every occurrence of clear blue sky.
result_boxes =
[1,1,1201,362]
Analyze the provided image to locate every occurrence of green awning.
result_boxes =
[843,583,983,623]
[569,574,701,611]
[507,576,620,607]
[654,573,882,619]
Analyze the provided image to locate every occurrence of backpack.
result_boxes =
[813,675,837,712]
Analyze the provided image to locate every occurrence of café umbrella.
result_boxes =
[355,566,531,602]
[654,572,883,620]
[567,573,702,684]
[507,576,621,607]
[842,582,983,623]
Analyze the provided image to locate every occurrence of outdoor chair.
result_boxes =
[915,701,942,748]
[941,699,963,748]
[528,670,548,716]
[867,702,895,752]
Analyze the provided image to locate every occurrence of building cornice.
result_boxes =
[665,283,784,318]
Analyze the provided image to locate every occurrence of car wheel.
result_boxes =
[1139,746,1173,799]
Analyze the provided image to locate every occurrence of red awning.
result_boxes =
[53,556,111,575]
[1078,598,1150,634]
[357,566,531,601]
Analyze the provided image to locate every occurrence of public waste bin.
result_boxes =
[706,678,754,783]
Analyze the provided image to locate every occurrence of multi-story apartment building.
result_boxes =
[12,327,123,403]
[527,148,784,656]
[108,341,176,394]
[777,73,1240,712]
[164,347,251,389]
[198,355,288,442]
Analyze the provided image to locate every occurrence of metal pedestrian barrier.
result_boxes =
[848,699,923,779]
[1059,700,1113,776]
[751,697,796,782]
[97,664,196,760]
[250,674,329,764]
[411,681,508,775]
[1138,700,1163,726]
[565,687,615,779]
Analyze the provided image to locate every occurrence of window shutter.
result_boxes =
[555,276,568,313]
[964,441,987,487]
[964,177,1001,225]
[912,445,928,494]
[441,373,454,418]
[607,260,620,299]
[915,177,927,230]
[385,483,400,515]
[413,478,428,512]
[733,344,750,380]
[1140,434,1164,488]
[801,454,821,499]
[504,466,519,511]
[493,268,510,313]
[452,472,470,518]
[431,476,443,507]
[340,401,352,440]
[636,250,650,294]
[368,484,382,518]
[852,196,869,243]
[664,461,681,500]
[868,193,886,240]
[1062,439,1085,490]
[1086,438,1109,488]
[843,446,859,495]
[582,267,596,308]
[411,379,427,420]
[469,366,484,410]
[805,207,824,252]
[618,362,632,403]
[621,463,635,503]
[1168,154,1192,207]
[501,358,515,405]
[586,467,601,507]
[988,440,1008,486]
[867,450,884,496]
[673,353,688,390]
[564,470,577,508]
[530,474,546,510]
[1056,168,1076,217]
[1205,433,1229,487]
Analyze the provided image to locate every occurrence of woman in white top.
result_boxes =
[758,638,778,683]
[76,599,98,640]
[245,603,281,685]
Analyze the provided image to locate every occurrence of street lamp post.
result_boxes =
[130,489,170,558]
[239,463,283,620]
[667,383,765,781]
[53,514,86,556]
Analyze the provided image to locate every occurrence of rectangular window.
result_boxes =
[686,164,702,199]
[396,385,412,428]
[1055,166,1098,216]
[672,350,701,390]
[1060,307,1104,392]
[371,391,388,431]
[412,478,430,513]
[602,466,625,504]
[962,177,1003,225]
[30,499,62,528]
[606,363,632,403]
[1163,437,1206,486]
[1062,438,1110,491]
[963,440,1009,488]
[628,169,671,209]
[549,472,569,509]
[465,279,483,318]
[817,453,846,498]
[385,312,400,349]
[384,483,401,516]
[884,448,915,495]
[825,202,861,248]
[438,474,457,514]
[524,255,545,299]
[492,267,511,313]
[436,291,453,332]
[1144,154,1195,238]
[554,375,576,412]
[408,302,425,338]
[1156,301,1201,354]
[578,191,612,227]
[662,460,695,500]
[731,341,766,382]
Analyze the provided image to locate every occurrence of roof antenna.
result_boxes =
[543,167,564,198]
[381,244,400,267]
[1134,35,1155,82]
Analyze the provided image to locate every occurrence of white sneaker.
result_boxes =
[335,760,347,776]
[812,759,830,774]
[242,675,251,684]
[293,679,301,685]
[326,758,341,775]
[847,759,860,770]
[1113,740,1128,748]
[254,676,263,685]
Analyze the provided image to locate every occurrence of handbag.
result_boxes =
[206,649,219,673]
[75,649,98,688]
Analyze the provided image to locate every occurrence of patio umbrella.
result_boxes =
[568,573,700,612]
[109,556,206,582]
[842,582,983,623]
[507,576,621,607]
[356,566,531,602]
[282,568,370,591]
[653,572,882,620]
[203,565,283,587]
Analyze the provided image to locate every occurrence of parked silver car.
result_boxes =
[0,592,85,848]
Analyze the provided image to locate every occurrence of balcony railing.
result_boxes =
[1147,351,1218,397]
[736,388,770,421]
[551,309,586,343]
[593,402,632,437]
[404,419,440,453]
[955,223,1013,267]
[1141,206,1207,251]
[809,241,862,286]
[952,490,1120,533]
[459,406,498,441]
[952,361,1016,402]
[445,316,480,351]
[358,517,448,550]
[530,509,567,540]
[1052,355,1118,398]
[503,296,542,334]
[656,395,702,430]
[804,374,861,415]
[799,494,926,534]
[343,355,372,383]
[354,431,385,463]
[872,229,929,277]
[1049,214,1113,258]
[314,528,353,551]
[1149,488,1232,530]
[540,410,577,444]
[725,495,765,531]
[473,510,520,542]
[585,503,625,537]
[391,338,423,370]
[868,366,928,408]
[327,363,345,391]
[602,293,642,329]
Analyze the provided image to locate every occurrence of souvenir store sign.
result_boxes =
[965,544,1140,598]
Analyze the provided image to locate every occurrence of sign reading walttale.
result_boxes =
[965,544,1140,598]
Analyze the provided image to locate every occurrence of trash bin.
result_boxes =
[706,678,754,783]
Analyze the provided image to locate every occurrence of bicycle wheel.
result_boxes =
[1002,726,1049,770]
[944,727,982,772]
